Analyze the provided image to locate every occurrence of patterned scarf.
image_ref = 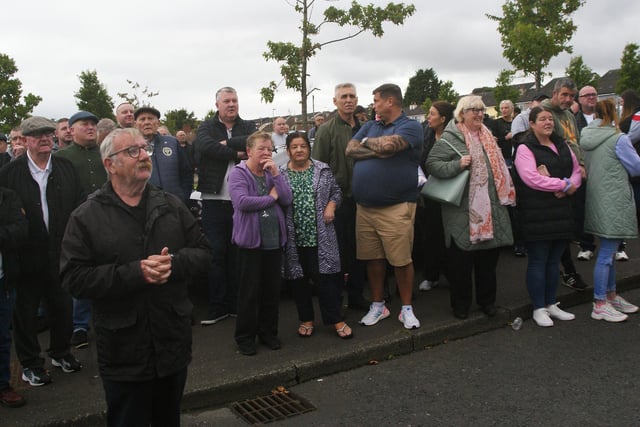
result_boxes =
[457,122,516,244]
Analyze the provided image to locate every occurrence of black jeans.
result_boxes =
[234,248,282,345]
[446,242,500,313]
[14,273,72,369]
[334,196,366,303]
[102,367,187,427]
[414,197,447,282]
[290,246,344,325]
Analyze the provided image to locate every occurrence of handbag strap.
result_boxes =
[439,138,464,159]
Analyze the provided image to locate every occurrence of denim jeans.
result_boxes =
[593,238,621,301]
[73,297,92,332]
[524,239,567,309]
[0,279,15,390]
[201,200,236,316]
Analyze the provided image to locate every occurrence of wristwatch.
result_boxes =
[360,137,368,146]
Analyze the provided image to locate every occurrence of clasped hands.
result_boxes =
[141,247,172,285]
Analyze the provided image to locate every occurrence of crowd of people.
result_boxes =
[1,79,639,426]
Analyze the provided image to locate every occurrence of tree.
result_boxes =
[0,53,42,133]
[404,68,441,107]
[487,0,585,89]
[437,80,459,104]
[493,69,520,106]
[163,108,198,134]
[565,56,599,89]
[261,0,415,128]
[74,70,115,119]
[617,43,640,94]
[116,79,159,109]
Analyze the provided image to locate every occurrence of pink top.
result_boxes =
[514,142,582,192]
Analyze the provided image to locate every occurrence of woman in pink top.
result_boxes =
[513,107,582,327]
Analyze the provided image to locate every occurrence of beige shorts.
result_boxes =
[356,202,416,266]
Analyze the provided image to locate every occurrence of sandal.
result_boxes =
[335,323,353,340]
[297,323,314,337]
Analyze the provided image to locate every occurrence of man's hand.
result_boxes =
[141,247,172,285]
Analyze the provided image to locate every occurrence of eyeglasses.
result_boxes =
[579,93,597,98]
[464,108,486,114]
[108,144,153,159]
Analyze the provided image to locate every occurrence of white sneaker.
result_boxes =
[398,306,421,329]
[577,250,594,261]
[532,308,554,327]
[546,302,575,321]
[608,295,639,314]
[615,251,629,261]
[418,280,437,291]
[359,303,390,326]
[591,302,628,322]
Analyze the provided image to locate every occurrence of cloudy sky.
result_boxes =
[2,0,638,122]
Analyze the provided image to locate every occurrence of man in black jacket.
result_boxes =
[195,87,256,325]
[0,116,85,387]
[60,128,211,426]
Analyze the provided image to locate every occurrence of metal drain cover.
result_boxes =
[230,388,316,425]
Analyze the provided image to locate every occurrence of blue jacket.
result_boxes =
[149,134,192,203]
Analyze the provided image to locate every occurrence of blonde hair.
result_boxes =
[454,95,485,122]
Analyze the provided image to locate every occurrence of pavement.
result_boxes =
[4,240,640,426]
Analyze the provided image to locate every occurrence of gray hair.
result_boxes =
[334,83,356,96]
[215,87,237,102]
[553,78,576,92]
[100,128,143,161]
[454,95,486,122]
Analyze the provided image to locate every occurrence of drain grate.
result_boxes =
[230,388,316,425]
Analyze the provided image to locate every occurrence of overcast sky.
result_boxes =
[2,0,638,122]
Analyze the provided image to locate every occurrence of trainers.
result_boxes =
[0,387,26,407]
[200,312,230,326]
[608,295,639,314]
[359,303,390,326]
[70,329,89,349]
[398,306,421,329]
[418,280,437,291]
[546,302,575,321]
[577,250,594,261]
[51,354,82,373]
[591,302,628,322]
[22,367,51,386]
[562,273,588,291]
[615,251,629,262]
[532,308,554,327]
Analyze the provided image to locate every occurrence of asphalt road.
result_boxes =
[184,288,640,426]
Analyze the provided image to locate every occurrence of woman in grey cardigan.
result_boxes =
[426,95,516,319]
[280,132,353,339]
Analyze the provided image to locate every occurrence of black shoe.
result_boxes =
[70,329,88,349]
[259,335,282,350]
[347,297,370,312]
[51,354,82,373]
[200,311,230,326]
[514,245,527,257]
[481,304,497,317]
[238,341,257,356]
[453,309,468,320]
[22,367,51,386]
[562,272,588,291]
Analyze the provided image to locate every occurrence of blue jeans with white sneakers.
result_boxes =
[593,238,620,301]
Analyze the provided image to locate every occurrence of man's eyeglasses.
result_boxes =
[579,93,597,98]
[464,108,486,114]
[108,144,153,159]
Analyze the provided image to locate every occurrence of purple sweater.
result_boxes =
[228,161,293,249]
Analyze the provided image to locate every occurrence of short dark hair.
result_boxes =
[373,83,403,106]
[285,132,310,150]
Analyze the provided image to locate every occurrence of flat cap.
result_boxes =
[69,111,99,127]
[532,93,549,102]
[20,116,57,136]
[0,134,7,142]
[134,106,161,120]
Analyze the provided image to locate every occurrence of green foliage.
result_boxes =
[116,80,159,109]
[487,0,585,89]
[261,0,415,126]
[404,68,441,107]
[437,80,459,104]
[74,70,115,119]
[421,98,432,117]
[493,69,520,106]
[163,108,198,134]
[617,43,640,93]
[565,56,599,89]
[203,109,217,121]
[0,53,42,133]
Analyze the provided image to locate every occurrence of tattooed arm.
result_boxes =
[345,135,409,160]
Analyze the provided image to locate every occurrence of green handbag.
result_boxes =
[421,138,469,207]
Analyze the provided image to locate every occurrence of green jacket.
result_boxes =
[541,99,584,165]
[312,115,356,197]
[425,121,513,251]
[54,142,107,194]
[582,120,638,239]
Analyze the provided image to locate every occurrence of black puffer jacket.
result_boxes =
[60,183,211,381]
[0,187,28,290]
[194,112,256,194]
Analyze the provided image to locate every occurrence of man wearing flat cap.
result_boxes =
[54,111,107,350]
[0,116,85,387]
[135,107,192,203]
